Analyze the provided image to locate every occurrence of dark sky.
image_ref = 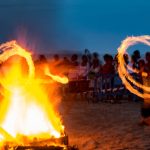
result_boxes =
[0,0,150,54]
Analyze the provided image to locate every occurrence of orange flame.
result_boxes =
[117,35,150,99]
[45,67,68,84]
[0,41,68,146]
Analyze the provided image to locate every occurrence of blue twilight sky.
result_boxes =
[0,0,150,54]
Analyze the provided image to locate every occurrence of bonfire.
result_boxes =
[0,41,74,150]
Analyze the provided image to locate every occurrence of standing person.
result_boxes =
[138,59,145,76]
[84,49,92,67]
[66,54,79,100]
[128,55,137,72]
[78,55,90,79]
[62,57,70,66]
[89,52,101,75]
[52,54,61,67]
[34,54,48,78]
[130,50,141,69]
[87,53,101,94]
[101,54,115,91]
[97,54,115,102]
[70,54,79,67]
[140,52,150,125]
[67,54,79,80]
[133,50,141,65]
[92,52,100,67]
[101,54,115,75]
[48,54,62,75]
[127,54,140,102]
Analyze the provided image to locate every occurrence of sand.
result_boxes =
[60,99,150,150]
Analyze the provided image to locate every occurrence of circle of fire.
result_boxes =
[0,41,35,78]
[117,35,150,99]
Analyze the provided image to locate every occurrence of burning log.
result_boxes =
[17,146,78,150]
[2,135,78,150]
[27,135,68,147]
[7,146,65,150]
[6,145,78,150]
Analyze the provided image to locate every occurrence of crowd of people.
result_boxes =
[38,51,115,80]
[35,49,150,81]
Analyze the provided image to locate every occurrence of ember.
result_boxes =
[0,41,71,149]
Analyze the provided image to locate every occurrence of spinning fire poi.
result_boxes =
[117,35,150,125]
[117,35,150,99]
[0,41,68,149]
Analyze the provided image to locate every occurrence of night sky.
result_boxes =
[0,0,150,54]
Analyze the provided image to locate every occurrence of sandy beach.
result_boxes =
[60,99,150,150]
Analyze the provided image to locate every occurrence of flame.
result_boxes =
[117,35,150,99]
[45,67,68,84]
[0,41,68,146]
